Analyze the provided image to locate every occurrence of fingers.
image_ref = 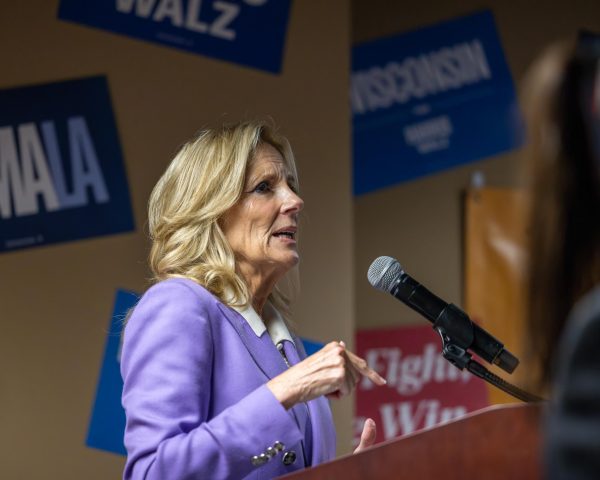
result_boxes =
[280,341,385,406]
[343,347,387,386]
[328,341,386,399]
[354,418,377,453]
[336,342,387,386]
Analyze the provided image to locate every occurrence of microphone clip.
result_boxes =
[435,328,472,370]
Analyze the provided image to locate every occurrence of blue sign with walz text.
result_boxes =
[0,76,134,253]
[58,0,293,74]
[352,10,523,195]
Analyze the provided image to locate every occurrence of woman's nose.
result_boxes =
[282,188,304,214]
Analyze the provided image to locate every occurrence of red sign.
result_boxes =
[354,324,489,446]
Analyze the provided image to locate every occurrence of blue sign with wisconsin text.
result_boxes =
[0,76,134,253]
[352,10,523,195]
[58,0,292,74]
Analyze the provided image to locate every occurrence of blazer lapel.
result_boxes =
[220,305,335,463]
[217,302,287,380]
[219,303,316,460]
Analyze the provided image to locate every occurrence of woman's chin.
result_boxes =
[275,253,300,272]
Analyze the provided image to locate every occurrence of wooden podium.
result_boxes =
[283,403,542,480]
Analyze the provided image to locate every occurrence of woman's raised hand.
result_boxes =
[267,341,386,410]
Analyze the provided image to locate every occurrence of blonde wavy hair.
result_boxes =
[148,120,299,315]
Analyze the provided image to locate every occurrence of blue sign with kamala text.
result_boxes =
[352,10,522,195]
[0,76,134,253]
[58,0,293,74]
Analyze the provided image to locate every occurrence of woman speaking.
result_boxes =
[120,120,386,479]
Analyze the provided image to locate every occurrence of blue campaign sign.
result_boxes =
[87,288,325,456]
[352,10,523,195]
[58,0,293,74]
[87,289,138,455]
[0,76,134,253]
[300,338,325,356]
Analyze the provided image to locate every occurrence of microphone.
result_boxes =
[368,256,519,374]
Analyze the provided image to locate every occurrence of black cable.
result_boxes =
[467,360,546,403]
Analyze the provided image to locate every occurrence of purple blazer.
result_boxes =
[121,278,336,479]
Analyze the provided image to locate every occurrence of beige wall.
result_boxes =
[0,1,352,478]
[353,1,600,337]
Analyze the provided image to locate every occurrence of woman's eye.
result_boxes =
[253,181,271,194]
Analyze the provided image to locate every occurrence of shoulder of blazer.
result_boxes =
[142,277,224,310]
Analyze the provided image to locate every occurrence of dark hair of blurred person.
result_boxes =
[523,38,600,478]
[524,40,600,388]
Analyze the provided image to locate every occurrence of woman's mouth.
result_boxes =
[272,227,297,241]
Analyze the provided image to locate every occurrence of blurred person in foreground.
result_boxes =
[120,120,385,480]
[523,39,600,479]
